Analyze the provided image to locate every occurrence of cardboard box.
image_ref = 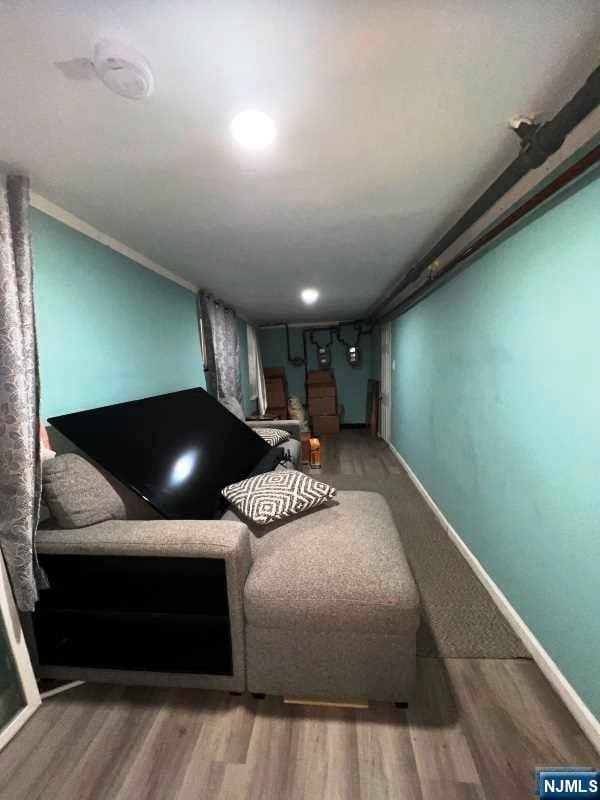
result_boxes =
[266,406,287,419]
[312,414,340,435]
[307,370,335,385]
[308,397,337,416]
[264,367,286,378]
[307,385,336,399]
[266,383,286,407]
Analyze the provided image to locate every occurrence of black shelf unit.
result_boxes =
[33,554,233,676]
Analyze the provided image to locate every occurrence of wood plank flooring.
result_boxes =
[0,430,596,799]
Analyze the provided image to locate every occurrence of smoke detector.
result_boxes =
[92,40,154,100]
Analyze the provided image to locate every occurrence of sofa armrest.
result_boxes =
[36,519,252,691]
[248,419,301,441]
[37,518,251,563]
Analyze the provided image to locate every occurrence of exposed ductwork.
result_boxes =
[368,65,600,321]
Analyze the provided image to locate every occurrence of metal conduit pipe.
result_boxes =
[368,65,600,321]
[383,144,599,321]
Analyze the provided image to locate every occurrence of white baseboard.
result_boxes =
[40,680,86,700]
[386,440,600,755]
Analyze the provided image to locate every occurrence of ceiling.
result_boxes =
[1,1,598,323]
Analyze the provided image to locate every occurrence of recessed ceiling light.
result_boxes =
[230,110,276,151]
[301,288,319,305]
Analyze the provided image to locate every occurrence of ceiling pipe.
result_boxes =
[382,144,599,321]
[368,65,600,321]
[284,322,305,366]
[268,320,374,380]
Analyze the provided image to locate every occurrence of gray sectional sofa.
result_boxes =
[37,419,420,704]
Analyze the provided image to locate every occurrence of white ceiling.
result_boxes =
[1,1,598,323]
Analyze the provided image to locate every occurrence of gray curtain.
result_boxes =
[198,292,242,402]
[0,175,48,611]
[246,324,267,415]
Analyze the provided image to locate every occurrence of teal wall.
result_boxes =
[32,209,205,420]
[259,326,373,424]
[390,173,600,718]
[259,326,306,401]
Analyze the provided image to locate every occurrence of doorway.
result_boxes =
[379,321,392,443]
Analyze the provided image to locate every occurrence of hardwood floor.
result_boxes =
[0,430,596,799]
[0,659,595,800]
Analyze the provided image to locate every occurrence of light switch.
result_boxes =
[392,359,396,371]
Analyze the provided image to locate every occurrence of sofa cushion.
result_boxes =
[42,454,127,529]
[239,490,420,635]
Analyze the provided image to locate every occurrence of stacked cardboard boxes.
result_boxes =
[264,367,288,418]
[307,370,340,434]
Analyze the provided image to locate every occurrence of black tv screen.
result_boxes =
[48,388,270,520]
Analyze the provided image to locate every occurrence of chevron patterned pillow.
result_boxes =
[254,428,291,447]
[222,469,336,525]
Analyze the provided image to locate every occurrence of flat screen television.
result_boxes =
[48,388,271,520]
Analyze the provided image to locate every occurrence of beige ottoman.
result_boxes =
[239,490,420,703]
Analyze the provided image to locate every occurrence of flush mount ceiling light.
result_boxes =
[231,110,277,151]
[301,288,319,305]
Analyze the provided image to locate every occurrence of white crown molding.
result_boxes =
[386,440,600,755]
[30,193,198,293]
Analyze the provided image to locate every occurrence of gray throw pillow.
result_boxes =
[42,453,127,529]
[220,395,246,422]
